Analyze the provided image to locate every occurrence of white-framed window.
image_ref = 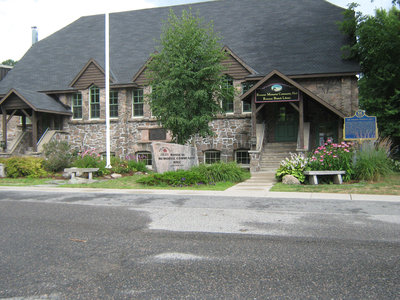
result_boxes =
[89,85,100,119]
[133,88,144,117]
[109,90,118,118]
[72,92,82,119]
[235,150,250,165]
[222,75,234,114]
[136,151,152,166]
[204,150,221,164]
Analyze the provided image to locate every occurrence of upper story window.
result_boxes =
[89,85,100,119]
[133,88,144,117]
[72,92,82,119]
[222,75,234,114]
[110,90,118,118]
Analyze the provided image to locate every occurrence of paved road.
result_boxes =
[0,189,399,299]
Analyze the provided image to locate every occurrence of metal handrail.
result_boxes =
[37,127,49,146]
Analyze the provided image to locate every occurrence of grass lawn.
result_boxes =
[0,177,58,186]
[61,174,239,191]
[0,173,249,191]
[270,173,400,195]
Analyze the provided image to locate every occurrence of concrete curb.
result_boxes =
[0,185,399,202]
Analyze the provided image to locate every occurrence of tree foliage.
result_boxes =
[146,9,233,145]
[340,5,400,146]
[1,59,17,66]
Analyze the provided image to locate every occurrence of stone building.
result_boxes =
[0,0,359,172]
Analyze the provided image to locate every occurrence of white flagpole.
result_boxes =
[105,12,111,168]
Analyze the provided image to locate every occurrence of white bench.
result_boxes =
[303,170,346,185]
[64,167,99,180]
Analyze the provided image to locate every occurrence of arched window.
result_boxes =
[89,85,100,119]
[204,150,221,164]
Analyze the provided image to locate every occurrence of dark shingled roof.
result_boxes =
[0,88,71,114]
[0,0,359,95]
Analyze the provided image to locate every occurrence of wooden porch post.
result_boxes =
[22,115,26,132]
[251,92,257,149]
[1,106,7,150]
[32,111,37,152]
[298,91,304,150]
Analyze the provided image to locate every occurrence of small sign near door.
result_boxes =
[256,83,299,103]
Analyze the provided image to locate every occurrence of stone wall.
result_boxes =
[295,76,359,117]
[194,116,251,163]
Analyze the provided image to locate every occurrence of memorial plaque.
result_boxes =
[344,110,378,140]
[149,128,166,140]
[151,142,199,173]
[256,83,299,103]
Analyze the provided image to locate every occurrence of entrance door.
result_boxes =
[275,104,298,142]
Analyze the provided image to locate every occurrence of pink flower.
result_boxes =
[320,159,324,162]
[333,155,337,158]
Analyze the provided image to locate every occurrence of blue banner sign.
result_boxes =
[344,110,378,140]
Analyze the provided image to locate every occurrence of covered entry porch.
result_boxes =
[0,89,71,154]
[241,70,346,172]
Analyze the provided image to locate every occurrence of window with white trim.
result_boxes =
[236,150,250,164]
[222,76,234,113]
[110,90,118,118]
[89,85,100,119]
[133,88,144,117]
[72,92,82,119]
[204,150,221,164]
[136,151,152,166]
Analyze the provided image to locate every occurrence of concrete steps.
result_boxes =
[259,142,296,172]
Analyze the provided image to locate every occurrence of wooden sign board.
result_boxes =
[256,83,299,103]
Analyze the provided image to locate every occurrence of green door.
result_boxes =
[275,104,298,142]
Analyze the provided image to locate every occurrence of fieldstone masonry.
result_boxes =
[1,75,358,171]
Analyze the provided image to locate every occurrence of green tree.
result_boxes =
[340,5,400,146]
[1,59,17,66]
[146,8,234,145]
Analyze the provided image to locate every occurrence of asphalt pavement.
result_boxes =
[0,182,399,299]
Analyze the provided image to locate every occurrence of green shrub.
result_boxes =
[354,141,392,181]
[137,162,246,187]
[137,169,207,186]
[192,162,247,183]
[390,159,400,172]
[42,140,73,172]
[73,149,102,168]
[5,157,47,178]
[275,153,309,183]
[308,140,354,181]
[127,159,148,173]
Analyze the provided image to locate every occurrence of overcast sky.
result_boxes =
[0,0,395,63]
